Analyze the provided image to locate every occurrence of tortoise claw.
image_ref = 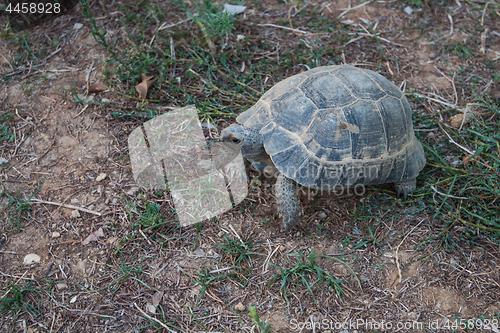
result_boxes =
[395,178,416,201]
[396,186,409,200]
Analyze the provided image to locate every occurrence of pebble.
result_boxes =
[52,231,61,238]
[127,187,140,196]
[56,283,68,290]
[235,302,245,311]
[193,249,205,256]
[223,4,246,15]
[404,6,413,15]
[71,210,81,218]
[318,212,327,219]
[96,173,107,182]
[24,254,41,265]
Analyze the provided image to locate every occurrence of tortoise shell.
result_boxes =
[236,65,425,189]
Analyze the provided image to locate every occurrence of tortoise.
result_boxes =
[221,65,425,231]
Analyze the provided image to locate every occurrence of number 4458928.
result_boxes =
[6,2,61,14]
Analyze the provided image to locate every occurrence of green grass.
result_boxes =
[248,305,273,333]
[0,181,44,232]
[0,112,14,142]
[217,235,263,284]
[410,95,500,247]
[267,248,358,306]
[0,279,42,317]
[193,265,226,306]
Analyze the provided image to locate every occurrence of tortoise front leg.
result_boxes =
[394,178,417,200]
[275,174,299,232]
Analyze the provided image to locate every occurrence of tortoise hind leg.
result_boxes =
[275,174,299,232]
[394,178,417,200]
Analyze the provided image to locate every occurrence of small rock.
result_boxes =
[56,283,68,290]
[70,198,79,204]
[96,173,107,182]
[223,4,246,15]
[52,231,61,238]
[234,302,245,311]
[71,210,81,218]
[193,249,205,256]
[127,187,140,196]
[318,212,327,219]
[236,34,245,41]
[146,302,156,314]
[341,19,355,25]
[24,254,41,265]
[404,6,413,15]
[23,136,32,147]
[70,295,78,303]
[73,23,83,30]
[279,245,286,252]
[76,94,94,103]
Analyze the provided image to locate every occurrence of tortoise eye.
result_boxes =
[232,138,241,144]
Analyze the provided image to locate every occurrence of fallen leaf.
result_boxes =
[450,113,467,128]
[106,236,118,245]
[70,295,78,303]
[89,80,107,93]
[82,227,104,245]
[135,73,156,99]
[152,291,163,307]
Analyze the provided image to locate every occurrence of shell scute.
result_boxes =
[299,72,357,109]
[307,109,351,156]
[334,66,387,101]
[236,100,271,131]
[377,96,408,153]
[342,100,387,159]
[261,74,307,101]
[270,89,317,133]
[358,67,404,99]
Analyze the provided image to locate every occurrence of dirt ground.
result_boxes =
[0,0,499,332]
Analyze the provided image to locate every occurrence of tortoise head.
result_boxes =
[221,124,265,159]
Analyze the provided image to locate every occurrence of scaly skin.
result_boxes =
[275,174,300,232]
[394,178,417,200]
